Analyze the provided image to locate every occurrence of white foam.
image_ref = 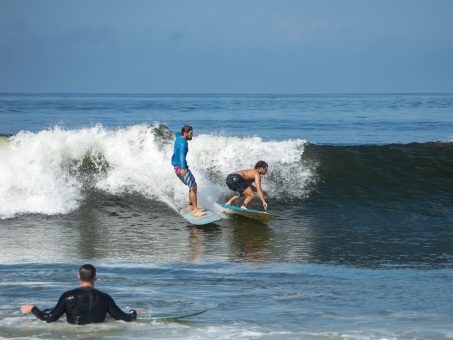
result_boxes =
[0,124,313,219]
[0,127,83,219]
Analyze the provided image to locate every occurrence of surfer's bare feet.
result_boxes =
[188,204,203,210]
[241,205,248,209]
[194,210,207,217]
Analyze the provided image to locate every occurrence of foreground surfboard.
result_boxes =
[136,309,208,321]
[217,203,276,222]
[179,208,222,225]
[40,308,208,322]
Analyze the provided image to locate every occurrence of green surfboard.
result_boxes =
[136,309,208,320]
[217,203,276,222]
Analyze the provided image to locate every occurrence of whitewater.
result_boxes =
[1,93,452,339]
[0,123,311,219]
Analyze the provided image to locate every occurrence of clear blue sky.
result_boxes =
[1,0,452,93]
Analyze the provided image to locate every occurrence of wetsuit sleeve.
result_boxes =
[31,292,67,322]
[106,294,137,322]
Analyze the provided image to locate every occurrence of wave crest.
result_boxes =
[0,124,311,218]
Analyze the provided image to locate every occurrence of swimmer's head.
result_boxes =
[79,264,96,281]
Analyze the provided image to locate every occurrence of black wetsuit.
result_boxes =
[31,287,137,325]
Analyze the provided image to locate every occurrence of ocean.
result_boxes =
[0,93,452,339]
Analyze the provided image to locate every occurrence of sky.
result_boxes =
[1,0,452,93]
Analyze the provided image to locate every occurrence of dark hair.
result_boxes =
[254,161,268,169]
[181,125,193,134]
[79,264,96,281]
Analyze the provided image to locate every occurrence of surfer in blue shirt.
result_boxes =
[225,161,269,210]
[171,125,206,217]
[20,264,138,325]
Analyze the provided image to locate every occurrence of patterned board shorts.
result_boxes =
[174,167,197,188]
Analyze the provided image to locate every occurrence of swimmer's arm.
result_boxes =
[21,293,66,322]
[106,295,137,322]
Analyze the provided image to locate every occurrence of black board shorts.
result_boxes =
[226,174,249,193]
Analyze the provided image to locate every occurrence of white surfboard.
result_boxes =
[179,207,221,225]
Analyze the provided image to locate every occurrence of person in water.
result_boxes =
[20,264,137,325]
[225,160,269,210]
[171,125,206,217]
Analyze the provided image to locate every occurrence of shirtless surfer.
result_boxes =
[225,161,269,210]
[171,125,206,216]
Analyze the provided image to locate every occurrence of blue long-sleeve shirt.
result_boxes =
[171,132,189,169]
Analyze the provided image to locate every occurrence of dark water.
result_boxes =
[1,93,453,339]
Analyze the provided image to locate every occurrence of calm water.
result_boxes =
[1,93,453,339]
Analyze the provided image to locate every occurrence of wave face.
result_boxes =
[1,123,452,220]
[0,124,311,219]
[1,125,452,269]
[304,142,453,208]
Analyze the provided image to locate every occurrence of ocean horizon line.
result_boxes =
[1,91,452,96]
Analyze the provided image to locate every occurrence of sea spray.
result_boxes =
[0,124,313,219]
[0,127,83,218]
[191,134,313,200]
